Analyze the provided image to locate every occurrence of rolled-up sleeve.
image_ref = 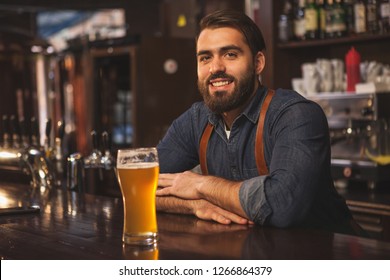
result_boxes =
[239,176,272,224]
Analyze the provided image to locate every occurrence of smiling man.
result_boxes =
[156,10,361,235]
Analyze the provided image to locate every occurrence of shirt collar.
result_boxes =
[207,86,268,126]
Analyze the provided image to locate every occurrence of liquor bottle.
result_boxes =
[325,0,335,38]
[305,0,319,39]
[354,0,367,34]
[378,0,390,33]
[366,0,379,33]
[333,0,347,37]
[344,0,355,35]
[317,0,326,38]
[279,0,294,42]
[294,0,306,40]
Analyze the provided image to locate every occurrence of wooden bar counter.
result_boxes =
[1,182,390,260]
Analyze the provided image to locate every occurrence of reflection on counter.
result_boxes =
[1,182,390,259]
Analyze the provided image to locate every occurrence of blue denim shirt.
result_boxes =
[158,86,353,233]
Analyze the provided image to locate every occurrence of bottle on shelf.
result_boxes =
[317,0,327,38]
[279,0,294,42]
[333,0,347,37]
[305,0,320,39]
[378,0,390,33]
[325,0,335,38]
[294,0,306,40]
[344,0,355,35]
[354,0,367,34]
[366,0,379,33]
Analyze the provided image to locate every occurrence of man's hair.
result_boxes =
[196,9,266,56]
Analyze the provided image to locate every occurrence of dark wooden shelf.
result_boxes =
[277,33,390,49]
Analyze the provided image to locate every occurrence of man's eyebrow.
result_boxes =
[197,50,211,57]
[197,45,244,56]
[220,45,244,53]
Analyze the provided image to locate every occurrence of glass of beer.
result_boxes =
[116,148,159,245]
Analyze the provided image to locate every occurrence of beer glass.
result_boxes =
[116,148,159,245]
[122,244,159,260]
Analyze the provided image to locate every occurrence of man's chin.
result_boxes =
[210,90,229,98]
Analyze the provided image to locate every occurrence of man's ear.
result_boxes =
[255,51,265,75]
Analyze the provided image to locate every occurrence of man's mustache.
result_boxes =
[207,72,234,83]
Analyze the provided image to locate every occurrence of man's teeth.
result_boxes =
[212,81,230,87]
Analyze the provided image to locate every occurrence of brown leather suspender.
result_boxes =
[199,89,275,176]
[255,89,275,175]
[199,122,214,175]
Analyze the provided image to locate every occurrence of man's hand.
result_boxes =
[156,196,251,225]
[156,171,251,224]
[192,199,251,225]
[157,171,203,199]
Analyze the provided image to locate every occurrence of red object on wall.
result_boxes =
[345,47,361,92]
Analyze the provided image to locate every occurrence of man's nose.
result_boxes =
[209,58,225,74]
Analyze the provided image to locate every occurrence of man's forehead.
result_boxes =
[197,27,247,51]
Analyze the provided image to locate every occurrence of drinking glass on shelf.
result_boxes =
[116,147,159,246]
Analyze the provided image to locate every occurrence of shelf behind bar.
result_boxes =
[278,33,390,49]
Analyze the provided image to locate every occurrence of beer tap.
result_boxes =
[53,120,65,185]
[2,115,10,149]
[44,118,53,159]
[84,130,103,168]
[54,120,65,162]
[10,115,21,149]
[19,119,30,149]
[25,116,55,188]
[30,117,40,147]
[101,131,114,170]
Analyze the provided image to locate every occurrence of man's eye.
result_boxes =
[199,56,210,62]
[225,52,237,58]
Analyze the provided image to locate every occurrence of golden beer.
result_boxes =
[116,148,159,245]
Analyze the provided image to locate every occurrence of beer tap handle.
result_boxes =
[102,131,111,153]
[10,115,21,149]
[45,119,52,147]
[2,115,10,148]
[84,130,102,168]
[31,117,40,147]
[57,120,65,141]
[19,119,29,148]
[91,130,99,152]
[55,120,65,161]
[101,131,114,169]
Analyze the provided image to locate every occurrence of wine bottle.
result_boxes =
[305,0,319,39]
[294,0,306,40]
[317,0,327,38]
[325,0,335,38]
[378,0,390,33]
[333,0,347,37]
[354,0,367,34]
[279,0,294,42]
[366,0,379,33]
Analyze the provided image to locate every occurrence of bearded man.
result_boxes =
[156,10,360,235]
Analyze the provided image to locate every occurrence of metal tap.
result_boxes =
[0,115,55,189]
[101,131,115,170]
[84,130,103,168]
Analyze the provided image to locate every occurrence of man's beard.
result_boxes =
[198,69,256,114]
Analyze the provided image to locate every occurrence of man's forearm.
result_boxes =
[197,175,248,219]
[156,196,194,215]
